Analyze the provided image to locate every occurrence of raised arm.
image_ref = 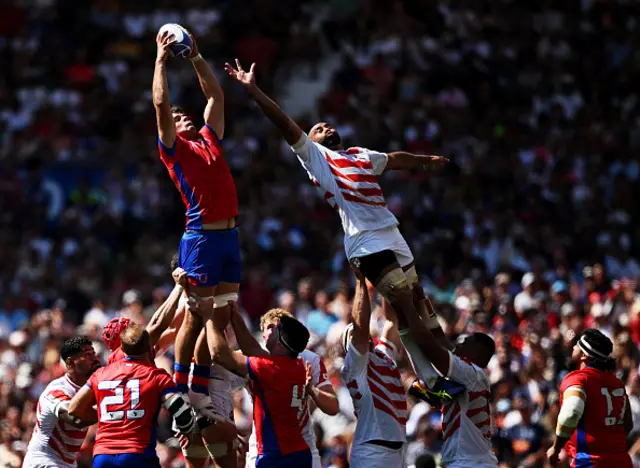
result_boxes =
[225,60,302,146]
[350,267,372,355]
[228,302,268,357]
[146,268,188,347]
[187,33,225,138]
[385,152,449,172]
[153,31,177,148]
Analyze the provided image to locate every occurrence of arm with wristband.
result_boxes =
[187,32,225,138]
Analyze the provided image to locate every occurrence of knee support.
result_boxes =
[404,266,440,330]
[213,293,239,309]
[183,444,210,459]
[376,268,410,303]
[165,393,195,434]
[206,441,236,458]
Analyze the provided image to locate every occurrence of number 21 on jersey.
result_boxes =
[601,387,627,426]
[98,379,145,422]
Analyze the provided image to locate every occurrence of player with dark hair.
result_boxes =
[154,25,241,422]
[193,300,313,467]
[224,60,464,404]
[69,323,195,468]
[24,337,100,468]
[547,329,633,467]
[373,265,497,467]
[102,266,189,364]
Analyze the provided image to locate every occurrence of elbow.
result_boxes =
[324,400,340,416]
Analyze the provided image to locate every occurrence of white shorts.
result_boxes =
[245,451,321,468]
[349,442,404,468]
[345,226,414,267]
[23,451,75,468]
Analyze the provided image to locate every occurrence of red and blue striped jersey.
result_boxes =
[560,367,632,467]
[87,357,177,456]
[246,355,310,456]
[158,125,238,229]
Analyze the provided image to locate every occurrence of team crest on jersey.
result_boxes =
[188,274,208,286]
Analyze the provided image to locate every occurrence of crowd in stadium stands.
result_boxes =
[2,0,640,466]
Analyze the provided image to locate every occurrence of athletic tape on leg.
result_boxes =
[404,266,440,330]
[206,442,228,458]
[213,293,239,309]
[398,329,439,388]
[376,268,409,303]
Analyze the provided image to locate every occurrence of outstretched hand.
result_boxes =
[421,156,450,172]
[225,59,256,90]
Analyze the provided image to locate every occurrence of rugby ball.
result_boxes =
[158,23,193,58]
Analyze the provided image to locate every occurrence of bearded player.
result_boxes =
[24,337,101,468]
[547,329,633,467]
[154,27,240,420]
[225,60,463,403]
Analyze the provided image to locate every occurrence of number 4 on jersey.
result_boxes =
[601,387,627,426]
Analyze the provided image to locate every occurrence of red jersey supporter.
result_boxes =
[548,329,633,467]
[69,324,195,468]
[197,299,313,468]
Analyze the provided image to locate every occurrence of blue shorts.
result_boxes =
[178,228,242,287]
[93,453,160,468]
[256,449,312,468]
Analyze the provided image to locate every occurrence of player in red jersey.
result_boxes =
[192,300,312,467]
[547,329,633,467]
[69,323,195,468]
[102,262,189,365]
[153,28,240,419]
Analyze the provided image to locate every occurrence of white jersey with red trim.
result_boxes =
[246,349,330,468]
[291,134,399,259]
[440,352,498,467]
[24,375,88,468]
[341,339,407,446]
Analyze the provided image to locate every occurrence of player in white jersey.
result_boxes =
[225,307,339,468]
[390,288,498,468]
[340,268,406,468]
[225,60,463,403]
[24,336,101,468]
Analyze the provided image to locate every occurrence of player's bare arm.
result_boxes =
[350,265,372,355]
[547,385,587,466]
[187,32,225,138]
[153,30,177,147]
[199,303,248,376]
[225,59,303,145]
[229,301,268,357]
[385,152,449,172]
[304,362,340,416]
[68,385,98,424]
[57,400,97,428]
[146,267,188,347]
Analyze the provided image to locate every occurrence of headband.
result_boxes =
[578,335,610,360]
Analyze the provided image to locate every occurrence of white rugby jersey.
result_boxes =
[246,349,331,465]
[24,375,88,468]
[341,339,407,445]
[208,363,247,421]
[291,134,399,259]
[439,352,498,467]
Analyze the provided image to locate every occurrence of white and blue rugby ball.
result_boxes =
[158,23,193,58]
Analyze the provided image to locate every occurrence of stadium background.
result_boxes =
[2,0,640,466]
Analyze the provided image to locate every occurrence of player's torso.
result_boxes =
[343,346,407,444]
[441,387,497,466]
[307,144,397,236]
[248,356,309,456]
[93,361,164,455]
[563,368,630,460]
[170,135,238,227]
[27,376,86,467]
